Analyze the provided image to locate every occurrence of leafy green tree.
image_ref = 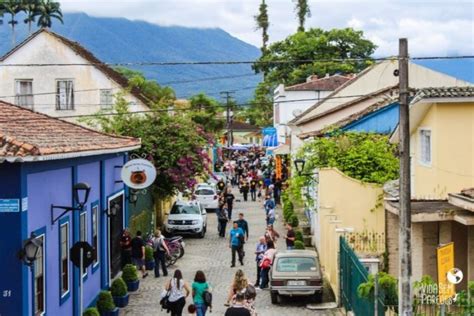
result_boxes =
[115,67,176,109]
[0,2,5,26]
[297,132,399,185]
[293,0,311,32]
[82,93,214,198]
[238,81,273,127]
[22,0,39,34]
[254,0,269,54]
[253,28,376,87]
[187,93,225,133]
[36,0,63,28]
[3,0,22,46]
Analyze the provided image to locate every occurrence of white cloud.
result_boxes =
[60,0,474,57]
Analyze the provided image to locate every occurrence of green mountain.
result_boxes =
[0,12,262,102]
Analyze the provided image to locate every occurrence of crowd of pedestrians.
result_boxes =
[120,148,291,315]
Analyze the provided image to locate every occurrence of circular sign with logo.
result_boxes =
[121,159,157,189]
[447,268,463,285]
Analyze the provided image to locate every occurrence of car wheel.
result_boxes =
[313,291,323,303]
[270,291,279,304]
[198,229,205,238]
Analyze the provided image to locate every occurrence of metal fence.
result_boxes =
[340,236,386,315]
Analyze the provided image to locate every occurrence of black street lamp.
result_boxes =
[19,233,42,266]
[293,158,306,176]
[51,182,91,225]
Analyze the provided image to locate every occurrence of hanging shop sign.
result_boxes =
[121,158,157,190]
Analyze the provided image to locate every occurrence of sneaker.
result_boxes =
[230,264,235,268]
[143,273,149,278]
[239,260,244,266]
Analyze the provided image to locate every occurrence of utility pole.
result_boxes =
[221,91,235,152]
[398,38,412,315]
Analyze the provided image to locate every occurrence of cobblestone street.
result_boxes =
[122,190,342,316]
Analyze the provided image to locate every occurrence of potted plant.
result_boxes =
[122,264,140,292]
[145,246,155,270]
[111,277,129,308]
[83,307,100,316]
[96,291,119,316]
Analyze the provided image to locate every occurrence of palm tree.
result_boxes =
[293,0,311,32]
[254,0,269,54]
[3,0,22,47]
[22,0,40,34]
[36,0,62,29]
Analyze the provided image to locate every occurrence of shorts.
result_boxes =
[132,257,144,269]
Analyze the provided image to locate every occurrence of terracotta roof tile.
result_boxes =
[0,100,140,159]
[286,74,352,91]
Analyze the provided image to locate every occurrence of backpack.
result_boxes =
[203,290,213,307]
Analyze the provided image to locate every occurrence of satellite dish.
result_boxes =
[292,109,303,117]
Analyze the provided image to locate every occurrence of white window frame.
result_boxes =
[15,79,34,108]
[56,79,75,110]
[419,128,432,167]
[100,89,114,109]
[92,205,99,268]
[34,234,45,316]
[59,222,70,298]
[79,212,87,278]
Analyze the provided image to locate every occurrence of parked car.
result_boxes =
[269,250,323,304]
[194,185,219,212]
[164,201,207,238]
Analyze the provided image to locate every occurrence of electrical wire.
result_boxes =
[0,55,472,67]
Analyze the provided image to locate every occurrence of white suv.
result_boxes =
[194,185,219,212]
[164,201,207,238]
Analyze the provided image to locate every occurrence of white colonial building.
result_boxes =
[273,74,351,149]
[0,29,149,121]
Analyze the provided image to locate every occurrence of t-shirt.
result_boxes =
[236,219,249,238]
[192,281,209,304]
[225,305,251,316]
[225,193,235,205]
[131,237,145,258]
[152,236,165,252]
[250,180,257,190]
[286,229,296,247]
[218,181,226,191]
[230,227,244,247]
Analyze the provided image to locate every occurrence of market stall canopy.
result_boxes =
[273,144,290,155]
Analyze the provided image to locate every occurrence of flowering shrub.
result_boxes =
[82,93,214,197]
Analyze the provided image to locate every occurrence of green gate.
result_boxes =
[340,236,385,315]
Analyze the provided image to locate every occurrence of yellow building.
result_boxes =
[385,86,474,291]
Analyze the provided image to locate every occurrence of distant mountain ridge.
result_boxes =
[0,12,262,101]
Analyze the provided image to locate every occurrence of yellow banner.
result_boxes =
[437,242,455,302]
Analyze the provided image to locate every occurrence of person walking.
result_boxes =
[254,237,267,287]
[224,292,251,316]
[120,228,132,268]
[259,240,276,289]
[225,187,235,220]
[225,269,249,306]
[165,269,191,316]
[131,231,148,278]
[192,270,210,316]
[263,195,275,215]
[240,180,249,202]
[284,223,296,250]
[266,206,275,226]
[152,230,170,277]
[229,221,245,268]
[264,224,280,243]
[217,206,229,237]
[236,213,249,242]
[249,179,257,201]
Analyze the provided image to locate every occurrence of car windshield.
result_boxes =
[195,189,214,195]
[170,204,201,215]
[275,257,319,273]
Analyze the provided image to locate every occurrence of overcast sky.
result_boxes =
[61,0,474,57]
